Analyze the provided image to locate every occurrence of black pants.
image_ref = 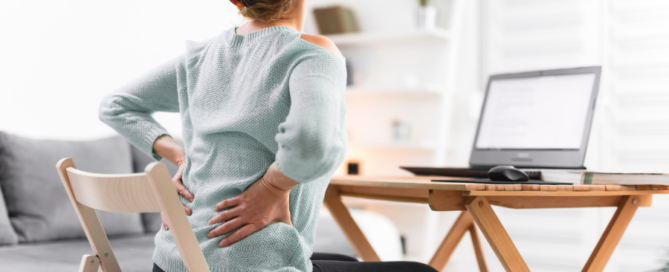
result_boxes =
[153,253,437,272]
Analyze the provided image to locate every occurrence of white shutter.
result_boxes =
[602,1,669,271]
[481,0,669,271]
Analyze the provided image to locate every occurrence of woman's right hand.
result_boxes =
[206,162,298,246]
[152,135,193,230]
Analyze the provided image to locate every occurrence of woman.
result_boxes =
[100,0,437,271]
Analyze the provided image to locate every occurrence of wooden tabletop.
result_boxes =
[330,175,669,196]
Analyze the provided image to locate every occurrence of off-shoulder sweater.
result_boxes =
[99,26,348,272]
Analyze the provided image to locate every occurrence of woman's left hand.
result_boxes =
[207,163,297,247]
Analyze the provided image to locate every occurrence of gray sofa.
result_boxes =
[0,132,354,272]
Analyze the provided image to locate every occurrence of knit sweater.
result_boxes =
[99,26,348,272]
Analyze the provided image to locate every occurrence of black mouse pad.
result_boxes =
[432,178,573,185]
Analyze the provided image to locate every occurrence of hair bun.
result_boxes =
[230,0,257,7]
[237,0,293,22]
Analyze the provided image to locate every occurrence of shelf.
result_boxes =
[349,142,436,150]
[346,87,442,98]
[327,28,450,46]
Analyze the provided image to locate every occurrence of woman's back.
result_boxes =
[100,26,348,271]
[180,26,345,189]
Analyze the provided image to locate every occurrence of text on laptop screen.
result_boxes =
[475,73,596,150]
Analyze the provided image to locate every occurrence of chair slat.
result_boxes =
[67,168,162,213]
[57,158,123,272]
[59,158,210,272]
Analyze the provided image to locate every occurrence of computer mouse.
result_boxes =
[488,166,529,182]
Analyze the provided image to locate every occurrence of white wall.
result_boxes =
[0,1,242,140]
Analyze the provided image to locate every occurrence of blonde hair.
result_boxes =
[238,0,294,22]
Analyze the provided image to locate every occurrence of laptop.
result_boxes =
[401,66,602,179]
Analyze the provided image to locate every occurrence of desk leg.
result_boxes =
[323,185,381,262]
[582,195,640,272]
[428,211,488,271]
[470,224,489,272]
[466,196,530,272]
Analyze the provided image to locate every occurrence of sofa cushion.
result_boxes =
[0,182,18,245]
[0,212,356,271]
[0,132,144,243]
[0,234,156,272]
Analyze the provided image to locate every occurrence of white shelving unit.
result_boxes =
[327,0,466,173]
[347,141,437,150]
[346,87,442,98]
[310,0,471,264]
[327,28,450,46]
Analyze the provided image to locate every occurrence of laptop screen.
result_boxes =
[475,73,597,150]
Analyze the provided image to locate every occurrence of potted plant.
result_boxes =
[417,0,437,30]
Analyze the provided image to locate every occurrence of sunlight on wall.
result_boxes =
[0,1,243,140]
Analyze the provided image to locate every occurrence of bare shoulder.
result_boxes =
[300,34,343,58]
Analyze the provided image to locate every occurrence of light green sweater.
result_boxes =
[99,26,348,272]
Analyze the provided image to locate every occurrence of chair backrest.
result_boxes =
[56,158,210,272]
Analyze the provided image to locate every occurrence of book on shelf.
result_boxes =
[540,169,669,186]
[313,6,359,35]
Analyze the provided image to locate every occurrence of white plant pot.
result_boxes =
[417,6,438,30]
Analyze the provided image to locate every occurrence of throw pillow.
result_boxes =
[0,183,18,245]
[0,132,144,243]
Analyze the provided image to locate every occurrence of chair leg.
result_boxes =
[78,254,100,272]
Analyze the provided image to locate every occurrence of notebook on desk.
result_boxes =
[401,66,602,183]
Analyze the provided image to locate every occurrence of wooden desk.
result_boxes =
[323,176,669,272]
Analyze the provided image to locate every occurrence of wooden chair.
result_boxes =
[56,158,210,272]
